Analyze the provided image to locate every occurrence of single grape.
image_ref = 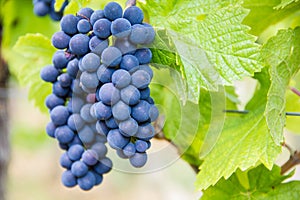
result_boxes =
[58,73,72,87]
[120,85,140,105]
[103,2,123,21]
[61,170,77,188]
[33,1,49,16]
[93,157,113,174]
[67,144,85,161]
[120,55,139,73]
[52,81,70,98]
[60,14,79,35]
[135,123,155,139]
[89,36,109,56]
[129,24,155,45]
[55,125,75,144]
[69,34,90,56]
[139,87,150,100]
[45,94,65,110]
[105,117,118,129]
[93,19,112,39]
[67,113,84,132]
[131,69,151,89]
[107,129,130,149]
[99,83,120,105]
[135,140,148,153]
[80,71,99,89]
[111,69,131,89]
[139,64,153,79]
[134,48,152,64]
[78,171,96,191]
[97,64,115,84]
[81,53,101,72]
[53,50,69,69]
[67,58,79,78]
[80,104,96,123]
[78,125,95,144]
[71,161,89,177]
[123,6,144,25]
[46,121,56,138]
[112,101,131,121]
[69,96,85,114]
[82,149,99,166]
[114,37,137,55]
[111,18,131,38]
[92,171,103,185]
[40,65,60,83]
[77,7,94,20]
[60,152,73,169]
[50,105,69,126]
[123,142,136,157]
[101,46,122,67]
[77,19,92,34]
[129,153,147,168]
[149,105,159,122]
[95,121,109,136]
[119,117,138,137]
[90,10,104,25]
[91,143,108,159]
[52,31,71,49]
[93,101,112,120]
[131,100,151,123]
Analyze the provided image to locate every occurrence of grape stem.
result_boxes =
[126,0,136,7]
[281,143,300,175]
[291,87,300,97]
[224,110,300,116]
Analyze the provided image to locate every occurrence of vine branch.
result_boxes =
[281,143,300,175]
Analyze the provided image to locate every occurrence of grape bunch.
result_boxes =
[33,0,69,21]
[40,2,158,190]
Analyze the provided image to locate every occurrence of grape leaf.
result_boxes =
[143,0,263,103]
[13,34,56,112]
[195,69,282,190]
[263,28,300,144]
[201,165,300,200]
[275,0,299,9]
[243,0,300,36]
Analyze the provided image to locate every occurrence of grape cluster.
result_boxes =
[40,2,158,190]
[33,0,69,21]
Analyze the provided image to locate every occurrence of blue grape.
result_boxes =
[114,37,137,55]
[92,171,103,185]
[45,94,65,110]
[116,149,128,158]
[71,161,89,177]
[129,153,147,168]
[135,140,148,153]
[67,58,79,78]
[120,85,140,105]
[67,144,85,161]
[71,79,85,95]
[131,69,151,89]
[80,71,99,89]
[89,36,109,56]
[93,101,112,120]
[46,121,56,138]
[93,19,112,39]
[53,81,70,98]
[77,19,92,34]
[69,34,90,56]
[50,105,69,126]
[59,142,69,150]
[139,64,153,79]
[78,125,95,144]
[123,6,144,25]
[61,14,79,35]
[33,1,49,16]
[134,48,152,64]
[99,83,120,105]
[52,31,70,49]
[61,170,77,188]
[60,152,73,169]
[78,171,96,191]
[135,123,155,139]
[112,101,131,121]
[81,53,101,72]
[58,73,72,87]
[95,135,107,143]
[131,100,151,123]
[103,2,122,21]
[68,96,84,113]
[90,10,104,25]
[93,157,113,174]
[53,51,69,69]
[77,7,94,20]
[105,117,118,129]
[120,55,139,73]
[80,104,96,123]
[111,69,131,89]
[97,64,115,83]
[91,143,108,159]
[55,125,75,144]
[123,142,136,157]
[107,129,130,149]
[129,24,155,45]
[40,65,60,83]
[119,118,138,137]
[101,46,122,67]
[140,87,150,100]
[95,121,109,136]
[111,18,131,38]
[149,105,159,122]
[82,149,99,166]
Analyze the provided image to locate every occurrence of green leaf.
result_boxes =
[195,69,282,190]
[243,0,300,36]
[201,165,300,200]
[263,28,300,144]
[13,33,56,112]
[144,0,263,103]
[275,0,299,9]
